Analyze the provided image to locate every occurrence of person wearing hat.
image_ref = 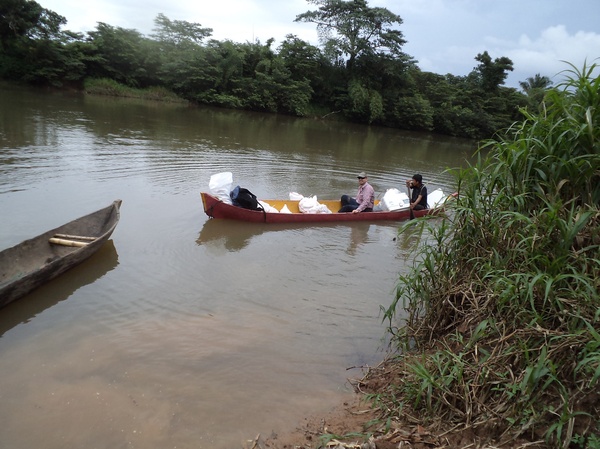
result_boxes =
[339,172,375,213]
[405,174,428,210]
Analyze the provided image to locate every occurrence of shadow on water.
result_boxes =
[0,240,119,338]
[196,217,378,252]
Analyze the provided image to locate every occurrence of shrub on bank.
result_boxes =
[84,78,187,103]
[380,62,600,448]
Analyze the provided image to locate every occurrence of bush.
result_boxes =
[380,62,600,448]
[84,78,186,103]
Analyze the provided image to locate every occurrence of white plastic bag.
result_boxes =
[298,195,319,213]
[259,200,279,213]
[317,204,332,214]
[280,204,292,214]
[428,188,446,208]
[380,188,410,211]
[289,192,304,201]
[299,195,332,214]
[208,172,233,204]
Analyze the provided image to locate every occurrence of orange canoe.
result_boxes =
[201,190,454,224]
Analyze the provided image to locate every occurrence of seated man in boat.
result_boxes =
[339,172,375,213]
[406,174,428,210]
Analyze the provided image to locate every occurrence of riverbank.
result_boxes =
[83,78,188,103]
[250,356,550,449]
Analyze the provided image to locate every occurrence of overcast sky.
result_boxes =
[39,0,600,89]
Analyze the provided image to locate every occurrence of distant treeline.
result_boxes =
[1,0,553,139]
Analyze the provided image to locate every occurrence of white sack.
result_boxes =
[318,204,332,214]
[259,200,279,213]
[299,195,332,214]
[428,188,446,208]
[298,195,318,213]
[380,188,410,211]
[280,204,292,214]
[209,172,233,204]
[289,192,304,201]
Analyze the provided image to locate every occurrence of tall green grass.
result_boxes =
[380,62,600,448]
[84,78,187,103]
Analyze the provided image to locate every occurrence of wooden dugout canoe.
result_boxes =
[201,189,454,224]
[0,200,122,308]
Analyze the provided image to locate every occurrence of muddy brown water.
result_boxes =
[0,85,476,449]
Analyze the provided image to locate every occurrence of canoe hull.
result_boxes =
[0,200,122,308]
[201,193,444,223]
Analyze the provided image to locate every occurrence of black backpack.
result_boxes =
[230,186,264,211]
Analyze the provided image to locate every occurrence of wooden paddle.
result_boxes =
[49,237,88,247]
[49,234,97,247]
[407,184,414,220]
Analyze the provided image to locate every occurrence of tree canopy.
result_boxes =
[294,0,408,72]
[0,0,554,139]
[151,13,212,47]
[0,0,65,45]
[474,50,514,91]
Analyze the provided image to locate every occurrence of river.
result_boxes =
[0,84,476,449]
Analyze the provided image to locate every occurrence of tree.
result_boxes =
[0,0,80,85]
[150,13,212,49]
[18,30,87,86]
[345,78,382,123]
[294,0,407,73]
[0,0,65,47]
[184,40,244,107]
[277,34,323,82]
[518,73,552,111]
[149,14,214,96]
[390,94,434,131]
[519,73,552,93]
[277,34,331,106]
[86,23,159,87]
[473,51,513,91]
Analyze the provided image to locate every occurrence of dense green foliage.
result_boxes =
[1,0,553,138]
[381,62,600,447]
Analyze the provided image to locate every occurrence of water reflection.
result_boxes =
[346,223,371,255]
[0,240,119,337]
[197,218,378,254]
[196,219,266,251]
[0,85,476,201]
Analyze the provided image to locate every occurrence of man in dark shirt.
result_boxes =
[406,174,428,210]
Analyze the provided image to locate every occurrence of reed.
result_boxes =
[83,78,187,103]
[378,62,600,448]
